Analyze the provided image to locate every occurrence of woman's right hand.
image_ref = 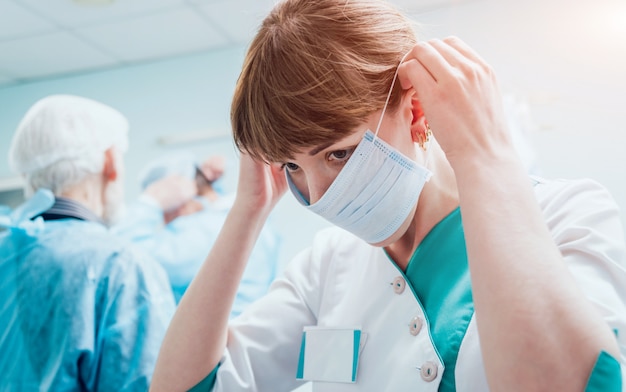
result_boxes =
[235,152,288,216]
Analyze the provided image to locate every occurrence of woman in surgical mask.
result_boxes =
[151,0,626,391]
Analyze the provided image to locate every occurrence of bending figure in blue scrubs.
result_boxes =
[0,95,176,391]
[114,153,281,312]
[151,1,626,391]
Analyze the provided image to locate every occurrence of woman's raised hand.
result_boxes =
[398,37,515,170]
[235,152,288,216]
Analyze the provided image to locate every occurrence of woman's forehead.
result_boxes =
[258,112,379,163]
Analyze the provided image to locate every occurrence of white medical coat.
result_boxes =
[197,177,626,391]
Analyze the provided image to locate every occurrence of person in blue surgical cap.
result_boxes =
[114,153,281,314]
[0,94,176,391]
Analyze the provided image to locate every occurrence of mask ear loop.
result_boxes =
[373,51,412,139]
[373,51,434,170]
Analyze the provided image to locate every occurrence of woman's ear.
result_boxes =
[102,147,119,182]
[409,95,429,145]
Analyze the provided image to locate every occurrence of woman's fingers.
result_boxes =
[397,37,509,165]
[442,36,488,68]
[397,39,469,102]
[399,37,489,91]
[236,153,286,211]
[398,41,453,87]
[398,57,435,97]
[428,38,478,74]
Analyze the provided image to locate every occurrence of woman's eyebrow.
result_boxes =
[309,142,334,156]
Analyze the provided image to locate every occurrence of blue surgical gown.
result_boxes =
[114,194,281,316]
[0,190,176,391]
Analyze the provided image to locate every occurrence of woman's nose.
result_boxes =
[299,174,333,205]
[307,184,325,205]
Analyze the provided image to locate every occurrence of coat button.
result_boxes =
[409,316,423,336]
[391,276,405,294]
[420,361,438,382]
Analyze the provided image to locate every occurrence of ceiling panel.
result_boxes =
[196,0,279,44]
[77,8,230,62]
[0,0,488,86]
[0,0,56,40]
[17,0,186,28]
[0,31,118,79]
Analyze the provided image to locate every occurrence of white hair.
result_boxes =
[8,95,129,197]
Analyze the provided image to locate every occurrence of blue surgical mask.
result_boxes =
[286,54,432,244]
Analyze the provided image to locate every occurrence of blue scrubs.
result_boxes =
[114,194,281,316]
[0,190,175,391]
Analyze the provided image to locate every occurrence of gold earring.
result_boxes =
[418,124,432,151]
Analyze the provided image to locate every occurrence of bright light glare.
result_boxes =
[586,2,626,47]
[608,5,626,34]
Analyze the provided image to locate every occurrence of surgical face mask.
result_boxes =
[286,55,432,244]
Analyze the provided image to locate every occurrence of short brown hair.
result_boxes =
[231,0,418,162]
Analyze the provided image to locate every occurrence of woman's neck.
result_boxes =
[385,146,459,271]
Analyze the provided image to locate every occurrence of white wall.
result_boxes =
[409,0,626,231]
[0,46,331,269]
[1,0,625,263]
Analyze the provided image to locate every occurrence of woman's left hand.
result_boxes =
[397,37,514,170]
[235,152,288,217]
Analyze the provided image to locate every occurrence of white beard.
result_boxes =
[102,179,126,227]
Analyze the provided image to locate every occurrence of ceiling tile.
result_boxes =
[196,0,277,44]
[0,32,119,79]
[18,0,186,28]
[0,0,57,40]
[77,8,230,62]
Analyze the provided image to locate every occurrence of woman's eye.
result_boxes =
[328,149,353,162]
[282,162,300,172]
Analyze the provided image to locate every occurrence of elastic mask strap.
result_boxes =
[373,51,412,139]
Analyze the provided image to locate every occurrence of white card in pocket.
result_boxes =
[296,326,362,383]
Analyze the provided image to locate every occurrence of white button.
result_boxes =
[409,316,423,336]
[391,276,405,294]
[420,361,438,382]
